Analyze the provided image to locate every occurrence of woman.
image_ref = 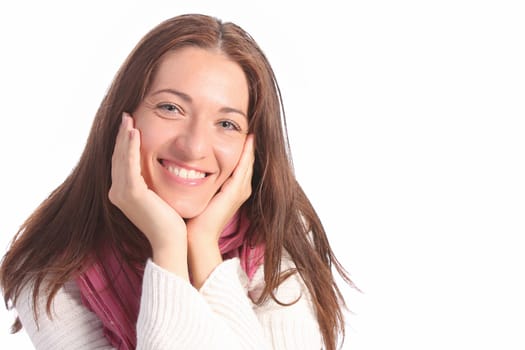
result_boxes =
[1,14,352,349]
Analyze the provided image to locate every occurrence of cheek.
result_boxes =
[216,139,245,176]
[134,117,164,156]
[137,128,156,156]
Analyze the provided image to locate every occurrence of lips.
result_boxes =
[159,159,208,179]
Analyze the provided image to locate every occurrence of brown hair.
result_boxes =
[0,14,354,349]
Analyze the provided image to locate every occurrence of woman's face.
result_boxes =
[133,47,249,219]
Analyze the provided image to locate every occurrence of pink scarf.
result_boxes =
[76,212,264,349]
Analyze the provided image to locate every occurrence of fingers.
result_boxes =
[232,134,255,179]
[109,113,143,205]
[221,134,255,203]
[125,115,142,188]
[240,134,255,171]
[236,134,255,194]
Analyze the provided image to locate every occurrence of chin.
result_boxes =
[168,199,208,220]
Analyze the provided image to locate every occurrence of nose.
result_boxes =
[171,119,211,160]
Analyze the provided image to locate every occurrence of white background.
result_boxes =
[1,1,524,349]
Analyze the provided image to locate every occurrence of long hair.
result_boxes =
[0,14,354,350]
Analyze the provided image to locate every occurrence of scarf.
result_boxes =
[76,212,264,349]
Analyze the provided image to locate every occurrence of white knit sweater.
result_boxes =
[15,257,322,349]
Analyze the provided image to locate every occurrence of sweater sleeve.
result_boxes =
[136,258,268,349]
[16,280,115,350]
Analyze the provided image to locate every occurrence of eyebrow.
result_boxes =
[151,88,247,118]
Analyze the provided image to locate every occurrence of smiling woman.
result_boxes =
[133,47,250,219]
[0,14,353,350]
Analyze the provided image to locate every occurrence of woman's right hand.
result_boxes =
[108,113,189,279]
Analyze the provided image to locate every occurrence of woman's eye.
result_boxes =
[158,103,182,114]
[219,120,241,131]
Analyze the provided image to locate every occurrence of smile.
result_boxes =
[160,160,207,179]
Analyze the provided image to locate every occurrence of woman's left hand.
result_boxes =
[186,134,255,288]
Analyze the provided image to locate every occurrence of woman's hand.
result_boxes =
[186,134,255,288]
[108,113,189,279]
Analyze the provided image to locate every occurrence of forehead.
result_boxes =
[148,47,249,112]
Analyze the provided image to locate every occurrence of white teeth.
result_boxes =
[166,165,206,179]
